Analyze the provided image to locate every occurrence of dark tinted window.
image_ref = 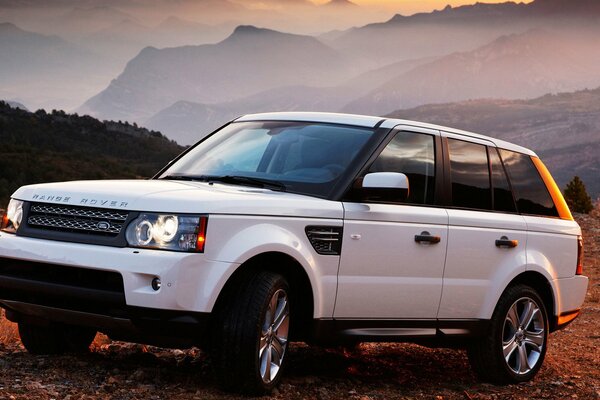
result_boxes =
[489,147,517,213]
[499,149,558,217]
[448,139,491,210]
[368,131,435,205]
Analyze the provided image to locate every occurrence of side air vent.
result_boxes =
[305,226,343,255]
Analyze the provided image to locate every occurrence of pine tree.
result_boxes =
[564,176,593,214]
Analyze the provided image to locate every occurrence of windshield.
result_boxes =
[158,121,375,198]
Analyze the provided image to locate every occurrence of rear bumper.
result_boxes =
[552,275,588,331]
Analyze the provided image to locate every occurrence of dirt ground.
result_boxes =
[0,210,598,400]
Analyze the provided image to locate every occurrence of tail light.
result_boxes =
[576,235,583,275]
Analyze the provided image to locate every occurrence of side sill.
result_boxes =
[310,318,489,345]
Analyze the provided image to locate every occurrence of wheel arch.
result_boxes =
[211,251,315,341]
[504,271,556,331]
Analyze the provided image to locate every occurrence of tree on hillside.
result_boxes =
[564,176,593,214]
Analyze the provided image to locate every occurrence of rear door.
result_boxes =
[438,134,528,320]
[335,126,448,320]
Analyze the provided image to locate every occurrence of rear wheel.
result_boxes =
[212,271,290,395]
[468,284,548,383]
[18,321,96,355]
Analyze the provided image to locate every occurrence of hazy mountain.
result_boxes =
[386,88,600,197]
[0,22,119,111]
[0,22,79,73]
[323,0,357,8]
[144,56,435,144]
[79,16,229,64]
[79,25,357,122]
[324,0,600,65]
[52,5,137,34]
[144,86,351,145]
[6,100,28,110]
[343,27,600,116]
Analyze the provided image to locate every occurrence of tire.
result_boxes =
[468,284,548,384]
[212,271,291,395]
[18,322,96,355]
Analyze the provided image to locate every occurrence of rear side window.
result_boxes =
[489,148,517,213]
[448,139,491,210]
[499,149,558,217]
[368,131,435,205]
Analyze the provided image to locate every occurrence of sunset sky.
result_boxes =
[312,0,535,14]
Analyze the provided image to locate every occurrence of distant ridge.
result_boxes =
[323,0,357,7]
[0,101,184,205]
[79,24,355,122]
[386,87,600,197]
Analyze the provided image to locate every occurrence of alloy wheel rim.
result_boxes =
[502,297,545,375]
[259,288,290,384]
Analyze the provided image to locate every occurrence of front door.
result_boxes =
[334,126,448,321]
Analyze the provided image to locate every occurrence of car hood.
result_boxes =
[12,179,343,219]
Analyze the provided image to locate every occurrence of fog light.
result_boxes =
[151,277,161,291]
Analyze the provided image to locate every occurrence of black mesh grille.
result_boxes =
[305,226,343,255]
[0,257,126,315]
[27,203,129,237]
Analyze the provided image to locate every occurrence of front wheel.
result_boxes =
[212,271,291,394]
[468,284,548,384]
[18,321,96,354]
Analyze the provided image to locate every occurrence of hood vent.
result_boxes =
[305,226,343,255]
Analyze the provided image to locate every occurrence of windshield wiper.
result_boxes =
[205,175,287,191]
[160,175,200,181]
[161,174,286,191]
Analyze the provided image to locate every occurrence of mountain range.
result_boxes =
[1,0,599,197]
[71,0,600,144]
[79,25,359,122]
[387,88,600,198]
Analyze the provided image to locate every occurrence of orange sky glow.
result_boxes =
[313,0,535,14]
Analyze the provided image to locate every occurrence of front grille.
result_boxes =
[27,203,129,237]
[306,226,343,255]
[30,204,128,220]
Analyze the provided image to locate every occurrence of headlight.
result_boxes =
[125,213,207,252]
[1,199,24,234]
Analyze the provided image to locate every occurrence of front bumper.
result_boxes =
[0,232,238,316]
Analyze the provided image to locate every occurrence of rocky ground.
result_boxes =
[0,210,598,400]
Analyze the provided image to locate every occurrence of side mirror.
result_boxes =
[361,172,409,202]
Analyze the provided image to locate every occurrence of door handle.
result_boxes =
[495,236,518,248]
[414,231,441,244]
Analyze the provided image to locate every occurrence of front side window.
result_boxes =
[367,131,436,205]
[499,149,558,217]
[448,139,492,211]
[159,121,375,198]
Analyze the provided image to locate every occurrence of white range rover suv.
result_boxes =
[0,112,588,394]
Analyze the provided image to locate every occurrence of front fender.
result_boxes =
[203,215,342,318]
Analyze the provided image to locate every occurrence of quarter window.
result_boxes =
[489,148,517,213]
[448,139,491,210]
[499,150,558,217]
[368,131,435,205]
